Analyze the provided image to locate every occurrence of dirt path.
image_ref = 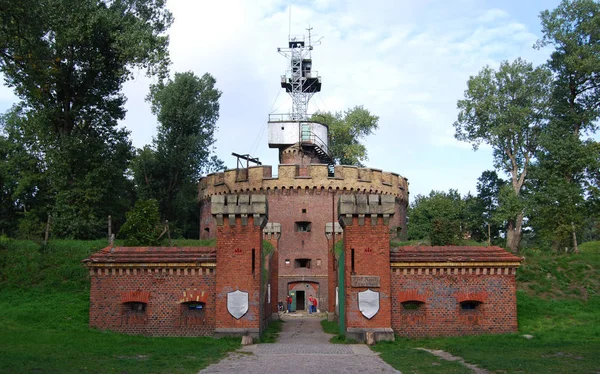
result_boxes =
[416,348,490,374]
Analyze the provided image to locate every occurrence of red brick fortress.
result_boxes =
[85,194,273,339]
[85,194,522,339]
[390,246,522,337]
[198,164,409,313]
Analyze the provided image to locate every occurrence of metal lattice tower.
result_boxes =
[278,27,322,121]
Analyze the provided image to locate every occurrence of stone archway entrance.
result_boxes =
[287,281,320,313]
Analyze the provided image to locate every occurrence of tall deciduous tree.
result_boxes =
[532,0,600,251]
[311,106,379,166]
[132,72,223,237]
[454,58,552,252]
[407,190,466,246]
[476,170,506,245]
[0,0,172,238]
[0,105,50,238]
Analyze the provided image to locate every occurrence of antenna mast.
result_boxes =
[277,27,322,121]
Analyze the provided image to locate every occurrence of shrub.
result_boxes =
[118,199,163,246]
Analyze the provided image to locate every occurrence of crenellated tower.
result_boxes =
[199,28,409,316]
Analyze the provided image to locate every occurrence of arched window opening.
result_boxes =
[123,301,146,314]
[460,300,482,311]
[401,301,424,311]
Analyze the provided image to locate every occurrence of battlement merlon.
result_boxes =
[199,164,409,202]
[211,194,268,228]
[338,194,396,227]
[263,222,281,240]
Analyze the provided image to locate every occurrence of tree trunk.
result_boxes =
[571,221,579,254]
[506,212,524,253]
[487,222,491,247]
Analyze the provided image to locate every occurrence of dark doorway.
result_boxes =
[296,290,305,310]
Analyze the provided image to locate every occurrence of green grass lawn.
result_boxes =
[1,238,599,373]
[0,238,239,374]
[373,247,600,374]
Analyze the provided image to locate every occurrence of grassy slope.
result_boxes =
[2,238,599,373]
[0,238,237,374]
[374,243,600,373]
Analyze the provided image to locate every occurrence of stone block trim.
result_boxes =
[211,194,268,227]
[263,222,281,240]
[198,164,409,203]
[338,194,396,226]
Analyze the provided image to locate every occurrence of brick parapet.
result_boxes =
[338,194,396,227]
[199,164,409,203]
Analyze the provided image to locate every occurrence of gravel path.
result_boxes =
[198,314,401,374]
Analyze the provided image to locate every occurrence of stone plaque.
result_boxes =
[227,290,249,319]
[351,275,380,288]
[358,289,380,319]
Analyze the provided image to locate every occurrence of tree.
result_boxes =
[132,72,223,237]
[0,0,172,238]
[0,105,51,238]
[454,58,552,252]
[118,199,163,246]
[311,106,379,166]
[476,170,506,245]
[407,190,465,246]
[532,0,600,251]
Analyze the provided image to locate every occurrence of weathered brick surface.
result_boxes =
[198,164,409,202]
[390,268,519,337]
[342,216,393,330]
[89,267,216,336]
[214,209,266,333]
[199,164,408,314]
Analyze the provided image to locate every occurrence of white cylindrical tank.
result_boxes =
[268,121,328,151]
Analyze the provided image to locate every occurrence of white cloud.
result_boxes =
[0,0,561,200]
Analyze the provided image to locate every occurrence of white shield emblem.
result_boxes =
[358,289,380,319]
[227,290,249,319]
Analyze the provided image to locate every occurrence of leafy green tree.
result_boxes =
[118,199,163,246]
[132,72,223,237]
[531,0,600,251]
[454,58,553,252]
[0,105,50,238]
[476,170,506,245]
[407,190,465,246]
[0,0,172,238]
[311,106,379,166]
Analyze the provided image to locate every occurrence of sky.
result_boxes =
[0,0,567,202]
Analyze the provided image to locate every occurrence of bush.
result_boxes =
[118,199,163,246]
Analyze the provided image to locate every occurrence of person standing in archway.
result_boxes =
[286,294,292,313]
[310,295,317,313]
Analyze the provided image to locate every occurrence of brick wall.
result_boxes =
[391,268,518,336]
[343,216,392,330]
[89,267,216,336]
[263,231,279,319]
[214,215,264,333]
